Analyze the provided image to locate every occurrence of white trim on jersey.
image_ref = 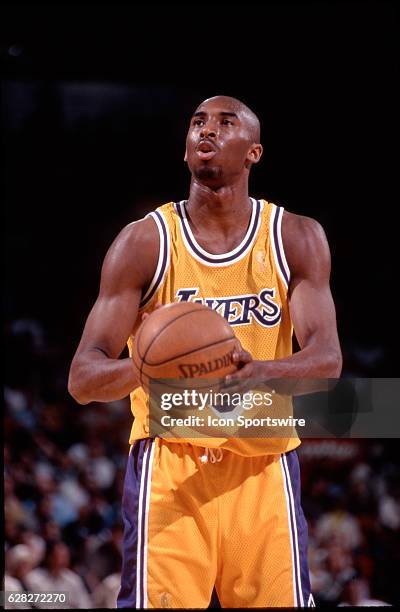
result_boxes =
[276,207,291,284]
[174,198,264,267]
[139,210,170,309]
[270,204,291,289]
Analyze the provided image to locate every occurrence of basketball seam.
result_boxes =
[133,350,233,389]
[136,305,203,360]
[135,323,147,388]
[138,307,203,387]
[140,307,229,367]
[143,336,236,366]
[131,353,148,389]
[136,319,147,361]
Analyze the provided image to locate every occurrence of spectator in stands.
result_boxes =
[92,573,121,608]
[5,544,37,607]
[339,577,391,607]
[316,544,357,605]
[24,541,92,609]
[315,492,363,550]
[87,524,123,581]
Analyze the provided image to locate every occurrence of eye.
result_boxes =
[193,119,204,127]
[222,119,234,126]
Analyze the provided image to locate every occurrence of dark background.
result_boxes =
[2,2,398,378]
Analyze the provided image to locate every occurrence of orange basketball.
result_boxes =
[131,302,238,392]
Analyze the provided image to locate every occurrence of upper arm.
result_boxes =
[72,216,159,359]
[282,212,341,357]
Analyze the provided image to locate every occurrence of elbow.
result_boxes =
[68,366,90,405]
[325,347,343,378]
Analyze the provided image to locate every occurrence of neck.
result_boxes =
[186,175,251,230]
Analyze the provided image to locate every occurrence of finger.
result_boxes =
[234,338,244,351]
[232,350,252,364]
[142,303,163,321]
[224,363,254,386]
[221,378,253,397]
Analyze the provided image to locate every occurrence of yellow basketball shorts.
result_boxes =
[117,438,315,608]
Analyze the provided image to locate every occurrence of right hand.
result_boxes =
[141,302,163,322]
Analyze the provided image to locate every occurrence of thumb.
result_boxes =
[142,302,163,321]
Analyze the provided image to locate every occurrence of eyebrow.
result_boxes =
[192,111,239,119]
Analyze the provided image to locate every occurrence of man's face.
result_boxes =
[185,99,256,186]
[50,543,70,569]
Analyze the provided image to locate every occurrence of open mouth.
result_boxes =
[196,142,217,161]
[196,150,216,160]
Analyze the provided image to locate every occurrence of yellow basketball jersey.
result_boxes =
[127,198,300,456]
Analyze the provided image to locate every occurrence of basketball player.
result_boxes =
[69,95,342,608]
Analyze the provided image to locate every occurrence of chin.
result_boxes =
[193,165,223,182]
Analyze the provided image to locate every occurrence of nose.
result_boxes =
[200,122,217,139]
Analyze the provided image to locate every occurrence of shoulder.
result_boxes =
[4,575,23,591]
[281,210,331,279]
[282,210,328,252]
[101,215,160,289]
[282,210,329,265]
[61,568,86,584]
[25,568,46,579]
[24,568,48,586]
[108,215,159,258]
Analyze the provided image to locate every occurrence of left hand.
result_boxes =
[224,344,266,394]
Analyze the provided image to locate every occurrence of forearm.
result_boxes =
[256,343,342,396]
[68,350,139,404]
[263,343,342,378]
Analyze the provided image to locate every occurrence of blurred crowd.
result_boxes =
[3,319,400,607]
[4,319,127,608]
[299,440,399,606]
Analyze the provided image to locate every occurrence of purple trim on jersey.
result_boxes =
[273,206,290,287]
[140,211,168,308]
[117,439,154,609]
[284,449,313,607]
[177,199,261,264]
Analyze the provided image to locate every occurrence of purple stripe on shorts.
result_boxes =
[117,439,152,609]
[139,440,153,608]
[284,449,312,607]
[282,455,301,605]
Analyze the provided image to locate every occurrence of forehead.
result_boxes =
[192,98,242,117]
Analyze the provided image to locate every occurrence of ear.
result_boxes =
[247,143,263,165]
[184,148,188,162]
